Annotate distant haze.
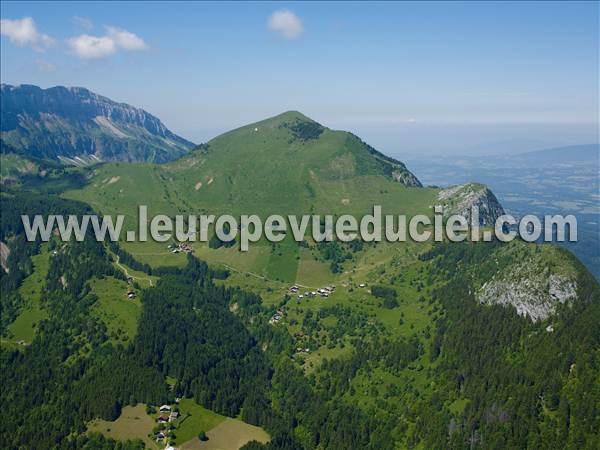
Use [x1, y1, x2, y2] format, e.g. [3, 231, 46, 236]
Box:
[181, 120, 598, 159]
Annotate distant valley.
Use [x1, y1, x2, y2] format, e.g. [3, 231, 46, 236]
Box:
[405, 144, 600, 279]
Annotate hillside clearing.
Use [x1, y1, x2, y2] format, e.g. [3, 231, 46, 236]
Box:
[89, 276, 141, 343]
[8, 250, 50, 344]
[180, 417, 270, 450]
[87, 404, 156, 449]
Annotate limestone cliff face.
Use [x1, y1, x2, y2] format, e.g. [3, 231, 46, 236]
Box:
[469, 242, 591, 322]
[477, 267, 578, 322]
[0, 84, 194, 163]
[391, 168, 422, 187]
[437, 183, 505, 226]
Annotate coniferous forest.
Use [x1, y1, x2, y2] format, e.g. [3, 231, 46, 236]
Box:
[1, 184, 598, 450]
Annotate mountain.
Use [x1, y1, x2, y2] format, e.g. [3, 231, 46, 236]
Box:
[171, 111, 422, 212]
[2, 111, 599, 450]
[68, 111, 504, 220]
[437, 183, 504, 226]
[66, 111, 507, 286]
[515, 143, 599, 164]
[0, 84, 194, 163]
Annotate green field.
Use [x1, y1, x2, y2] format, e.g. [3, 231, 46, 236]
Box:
[8, 250, 50, 344]
[89, 276, 141, 343]
[175, 398, 227, 445]
[180, 418, 270, 450]
[87, 404, 156, 448]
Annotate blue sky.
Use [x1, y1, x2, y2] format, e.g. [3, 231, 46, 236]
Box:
[1, 1, 598, 154]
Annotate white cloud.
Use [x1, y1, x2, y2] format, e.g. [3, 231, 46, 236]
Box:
[0, 17, 55, 51]
[67, 26, 148, 59]
[267, 10, 303, 39]
[105, 26, 147, 50]
[67, 34, 116, 59]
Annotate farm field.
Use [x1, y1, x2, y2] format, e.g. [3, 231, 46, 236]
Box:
[87, 404, 156, 449]
[175, 398, 227, 445]
[88, 399, 268, 450]
[180, 418, 270, 450]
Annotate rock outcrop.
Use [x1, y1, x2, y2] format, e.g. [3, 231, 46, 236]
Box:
[437, 183, 504, 225]
[0, 84, 194, 163]
[477, 266, 578, 322]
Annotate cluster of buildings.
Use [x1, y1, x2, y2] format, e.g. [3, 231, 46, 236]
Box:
[156, 404, 180, 424]
[167, 242, 193, 254]
[293, 331, 310, 355]
[269, 308, 285, 325]
[290, 284, 336, 299]
[155, 405, 180, 444]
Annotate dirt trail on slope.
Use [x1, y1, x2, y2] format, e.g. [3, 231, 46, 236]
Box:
[115, 255, 154, 287]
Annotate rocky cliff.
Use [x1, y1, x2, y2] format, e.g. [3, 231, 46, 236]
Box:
[472, 243, 592, 322]
[0, 84, 194, 163]
[477, 264, 578, 322]
[437, 183, 505, 225]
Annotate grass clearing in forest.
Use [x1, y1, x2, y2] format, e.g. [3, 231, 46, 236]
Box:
[173, 399, 226, 445]
[8, 250, 50, 343]
[180, 417, 270, 450]
[87, 404, 156, 449]
[89, 276, 141, 343]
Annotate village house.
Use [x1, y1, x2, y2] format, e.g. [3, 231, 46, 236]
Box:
[169, 411, 179, 422]
[269, 313, 282, 324]
[159, 404, 171, 412]
[269, 309, 285, 324]
[167, 242, 193, 254]
[157, 414, 169, 424]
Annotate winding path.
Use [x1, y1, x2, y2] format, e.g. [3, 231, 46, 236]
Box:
[115, 255, 154, 287]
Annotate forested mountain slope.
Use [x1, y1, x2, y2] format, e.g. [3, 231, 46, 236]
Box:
[1, 110, 598, 450]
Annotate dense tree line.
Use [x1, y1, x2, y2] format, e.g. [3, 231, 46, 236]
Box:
[3, 188, 599, 449]
[1, 233, 170, 449]
[286, 120, 324, 141]
[133, 255, 272, 417]
[108, 242, 153, 275]
[371, 285, 398, 308]
[413, 241, 600, 449]
[316, 239, 363, 273]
